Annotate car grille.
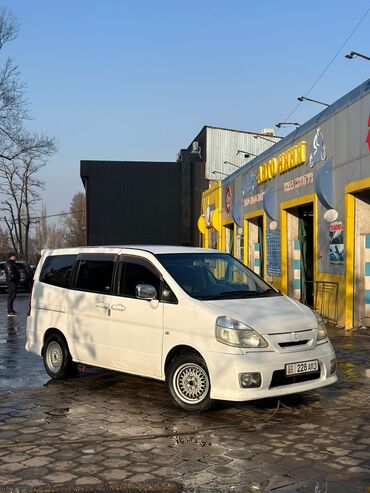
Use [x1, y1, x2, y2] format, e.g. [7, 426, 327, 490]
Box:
[269, 369, 321, 388]
[279, 340, 309, 348]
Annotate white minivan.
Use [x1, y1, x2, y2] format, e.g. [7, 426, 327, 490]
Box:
[26, 246, 337, 411]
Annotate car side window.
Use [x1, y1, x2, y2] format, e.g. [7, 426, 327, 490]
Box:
[40, 255, 77, 288]
[119, 261, 161, 299]
[74, 259, 114, 294]
[161, 280, 178, 304]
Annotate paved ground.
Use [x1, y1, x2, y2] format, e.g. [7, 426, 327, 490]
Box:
[0, 294, 370, 493]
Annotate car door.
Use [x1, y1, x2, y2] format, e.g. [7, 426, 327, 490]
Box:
[109, 255, 164, 377]
[68, 253, 115, 366]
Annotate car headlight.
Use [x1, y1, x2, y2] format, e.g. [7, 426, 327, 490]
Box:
[313, 311, 327, 341]
[215, 316, 268, 348]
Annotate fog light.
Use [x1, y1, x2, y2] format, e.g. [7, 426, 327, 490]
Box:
[330, 358, 337, 374]
[239, 372, 261, 388]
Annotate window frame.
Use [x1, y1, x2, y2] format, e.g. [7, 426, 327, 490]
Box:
[39, 254, 78, 289]
[114, 255, 178, 304]
[70, 253, 118, 295]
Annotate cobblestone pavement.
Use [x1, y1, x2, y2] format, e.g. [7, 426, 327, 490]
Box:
[0, 294, 370, 492]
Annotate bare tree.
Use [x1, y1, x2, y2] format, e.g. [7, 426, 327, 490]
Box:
[34, 204, 47, 252]
[46, 223, 66, 250]
[0, 224, 10, 257]
[0, 9, 28, 161]
[62, 192, 86, 247]
[0, 137, 56, 258]
[0, 9, 56, 259]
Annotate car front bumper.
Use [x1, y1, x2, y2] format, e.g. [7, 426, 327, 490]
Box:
[205, 341, 337, 401]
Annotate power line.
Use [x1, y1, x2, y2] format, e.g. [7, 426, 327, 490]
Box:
[0, 210, 86, 223]
[32, 210, 85, 221]
[282, 6, 370, 124]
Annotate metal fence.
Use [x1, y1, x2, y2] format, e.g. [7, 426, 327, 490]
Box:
[304, 281, 339, 324]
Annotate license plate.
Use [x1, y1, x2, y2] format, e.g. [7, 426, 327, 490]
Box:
[285, 359, 319, 376]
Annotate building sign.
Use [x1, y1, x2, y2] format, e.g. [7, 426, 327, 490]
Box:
[366, 115, 370, 151]
[283, 172, 314, 192]
[329, 221, 344, 265]
[205, 204, 215, 227]
[266, 229, 281, 277]
[257, 141, 307, 184]
[225, 185, 232, 214]
[242, 171, 257, 195]
[243, 192, 264, 207]
[309, 128, 327, 167]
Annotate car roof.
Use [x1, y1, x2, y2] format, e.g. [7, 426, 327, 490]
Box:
[41, 245, 220, 256]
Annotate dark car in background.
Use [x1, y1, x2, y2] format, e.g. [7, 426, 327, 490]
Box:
[0, 261, 33, 292]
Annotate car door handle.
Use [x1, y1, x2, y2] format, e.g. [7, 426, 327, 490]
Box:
[96, 302, 109, 309]
[111, 304, 126, 311]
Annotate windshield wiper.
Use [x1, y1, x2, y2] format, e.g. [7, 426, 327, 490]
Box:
[210, 290, 260, 299]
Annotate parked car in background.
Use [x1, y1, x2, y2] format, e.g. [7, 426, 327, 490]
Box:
[0, 260, 33, 292]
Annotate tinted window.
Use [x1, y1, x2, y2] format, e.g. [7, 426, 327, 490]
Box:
[74, 259, 114, 293]
[120, 261, 161, 298]
[162, 280, 177, 304]
[40, 255, 77, 288]
[157, 253, 280, 300]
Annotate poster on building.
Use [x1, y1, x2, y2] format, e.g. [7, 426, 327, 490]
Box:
[329, 221, 344, 264]
[266, 230, 281, 277]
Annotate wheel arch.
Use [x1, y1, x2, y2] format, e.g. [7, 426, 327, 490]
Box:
[164, 345, 207, 377]
[42, 328, 69, 356]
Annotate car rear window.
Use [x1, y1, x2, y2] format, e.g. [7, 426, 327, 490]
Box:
[40, 255, 77, 288]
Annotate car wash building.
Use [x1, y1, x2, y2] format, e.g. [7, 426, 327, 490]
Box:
[198, 78, 370, 329]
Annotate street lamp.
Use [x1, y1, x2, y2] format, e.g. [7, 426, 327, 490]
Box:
[276, 122, 301, 128]
[254, 134, 283, 143]
[224, 160, 240, 168]
[345, 51, 370, 61]
[297, 96, 330, 107]
[212, 170, 229, 177]
[236, 150, 257, 158]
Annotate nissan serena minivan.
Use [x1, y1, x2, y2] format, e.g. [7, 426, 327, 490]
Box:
[26, 246, 337, 411]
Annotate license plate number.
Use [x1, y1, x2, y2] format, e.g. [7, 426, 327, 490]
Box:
[285, 359, 319, 376]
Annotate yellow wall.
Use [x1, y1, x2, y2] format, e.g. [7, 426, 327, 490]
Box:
[200, 182, 222, 248]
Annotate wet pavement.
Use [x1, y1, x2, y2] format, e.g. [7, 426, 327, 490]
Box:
[0, 294, 370, 492]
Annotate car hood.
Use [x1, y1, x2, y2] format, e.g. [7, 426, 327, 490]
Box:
[201, 294, 316, 335]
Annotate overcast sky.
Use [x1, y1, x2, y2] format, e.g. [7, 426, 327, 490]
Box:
[6, 0, 370, 219]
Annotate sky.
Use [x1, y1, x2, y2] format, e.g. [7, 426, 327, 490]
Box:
[4, 0, 370, 221]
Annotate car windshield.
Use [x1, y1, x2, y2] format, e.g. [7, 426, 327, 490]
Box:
[156, 252, 280, 300]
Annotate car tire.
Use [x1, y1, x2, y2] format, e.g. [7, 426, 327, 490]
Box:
[167, 353, 213, 412]
[43, 333, 76, 379]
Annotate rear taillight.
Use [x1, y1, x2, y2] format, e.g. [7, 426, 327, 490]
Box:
[27, 281, 34, 316]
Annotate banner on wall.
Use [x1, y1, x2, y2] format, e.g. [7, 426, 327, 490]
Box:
[266, 229, 281, 277]
[329, 221, 344, 264]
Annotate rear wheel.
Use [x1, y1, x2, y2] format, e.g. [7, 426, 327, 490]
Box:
[167, 353, 213, 412]
[43, 333, 76, 379]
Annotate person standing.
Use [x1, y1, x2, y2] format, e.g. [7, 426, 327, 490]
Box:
[5, 252, 20, 316]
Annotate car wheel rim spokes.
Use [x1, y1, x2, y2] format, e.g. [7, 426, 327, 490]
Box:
[46, 342, 63, 372]
[174, 363, 209, 404]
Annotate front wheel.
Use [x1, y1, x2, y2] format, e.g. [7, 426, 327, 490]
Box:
[167, 353, 213, 412]
[43, 333, 76, 379]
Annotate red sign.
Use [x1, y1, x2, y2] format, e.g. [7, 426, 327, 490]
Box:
[225, 185, 232, 214]
[366, 115, 370, 151]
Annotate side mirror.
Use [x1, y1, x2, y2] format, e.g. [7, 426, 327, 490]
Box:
[136, 284, 157, 301]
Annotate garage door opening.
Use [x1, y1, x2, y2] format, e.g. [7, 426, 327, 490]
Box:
[353, 190, 370, 328]
[247, 216, 264, 278]
[286, 203, 314, 306]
